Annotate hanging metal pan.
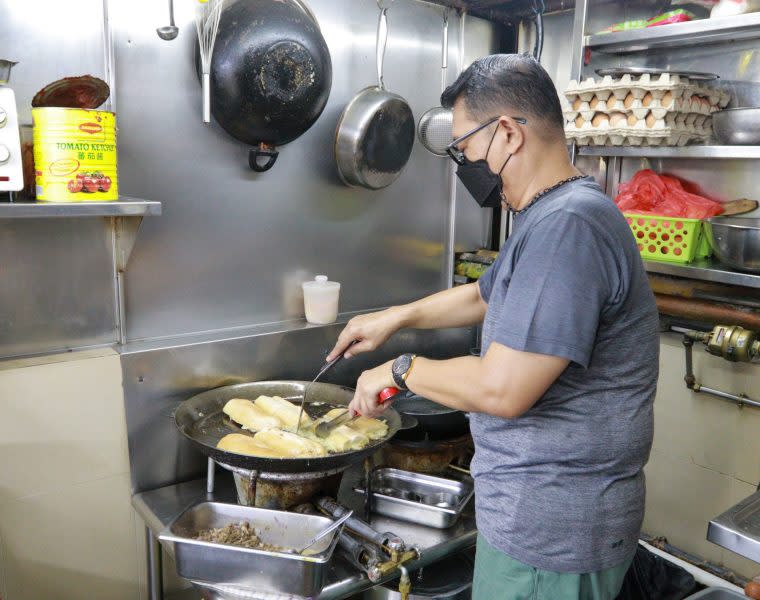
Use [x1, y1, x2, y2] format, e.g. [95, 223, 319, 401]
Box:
[174, 380, 403, 473]
[334, 1, 415, 189]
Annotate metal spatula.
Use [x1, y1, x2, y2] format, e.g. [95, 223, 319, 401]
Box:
[295, 340, 359, 432]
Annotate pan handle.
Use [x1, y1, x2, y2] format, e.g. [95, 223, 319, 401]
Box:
[248, 145, 279, 172]
[376, 6, 388, 89]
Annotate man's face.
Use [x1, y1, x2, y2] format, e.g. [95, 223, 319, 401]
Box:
[451, 98, 500, 169]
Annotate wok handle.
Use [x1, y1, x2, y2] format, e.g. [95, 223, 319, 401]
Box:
[248, 146, 279, 172]
[376, 7, 388, 89]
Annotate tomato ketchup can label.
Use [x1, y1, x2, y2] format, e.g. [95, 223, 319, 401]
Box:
[32, 108, 118, 202]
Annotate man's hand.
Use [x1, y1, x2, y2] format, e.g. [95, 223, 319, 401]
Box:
[326, 309, 404, 362]
[348, 359, 395, 417]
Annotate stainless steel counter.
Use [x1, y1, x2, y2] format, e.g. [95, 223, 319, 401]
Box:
[132, 467, 477, 600]
[707, 489, 760, 564]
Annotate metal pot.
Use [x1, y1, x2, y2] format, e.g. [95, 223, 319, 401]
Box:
[705, 217, 760, 273]
[363, 550, 474, 599]
[713, 108, 760, 145]
[206, 0, 332, 171]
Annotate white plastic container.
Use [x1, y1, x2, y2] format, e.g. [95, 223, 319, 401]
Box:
[302, 275, 340, 325]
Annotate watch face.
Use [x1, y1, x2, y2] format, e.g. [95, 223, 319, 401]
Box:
[393, 354, 412, 377]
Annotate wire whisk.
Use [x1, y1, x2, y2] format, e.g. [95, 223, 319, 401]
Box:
[195, 0, 224, 123]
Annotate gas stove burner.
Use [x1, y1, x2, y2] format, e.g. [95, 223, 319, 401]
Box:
[383, 432, 473, 475]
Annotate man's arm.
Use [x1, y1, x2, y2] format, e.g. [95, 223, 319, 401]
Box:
[327, 283, 487, 361]
[350, 342, 569, 418]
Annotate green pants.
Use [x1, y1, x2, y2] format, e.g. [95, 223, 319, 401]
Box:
[472, 535, 633, 600]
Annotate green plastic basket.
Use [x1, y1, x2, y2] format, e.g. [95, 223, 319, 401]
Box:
[624, 213, 712, 264]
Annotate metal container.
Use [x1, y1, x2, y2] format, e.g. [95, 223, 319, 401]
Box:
[363, 550, 474, 599]
[705, 217, 760, 273]
[713, 108, 760, 145]
[159, 501, 340, 596]
[357, 468, 474, 529]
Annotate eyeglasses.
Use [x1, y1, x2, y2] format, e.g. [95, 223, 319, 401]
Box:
[445, 116, 528, 166]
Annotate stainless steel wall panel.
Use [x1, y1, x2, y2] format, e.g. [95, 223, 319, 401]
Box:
[0, 0, 108, 123]
[0, 0, 116, 358]
[113, 0, 497, 342]
[0, 219, 117, 358]
[120, 323, 475, 493]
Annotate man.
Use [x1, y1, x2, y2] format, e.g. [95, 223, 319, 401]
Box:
[327, 54, 659, 600]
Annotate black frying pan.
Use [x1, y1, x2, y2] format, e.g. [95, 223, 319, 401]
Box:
[174, 380, 403, 473]
[392, 392, 469, 439]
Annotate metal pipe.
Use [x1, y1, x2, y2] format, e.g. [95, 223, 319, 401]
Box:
[206, 457, 215, 495]
[145, 527, 164, 600]
[682, 334, 760, 410]
[656, 294, 760, 330]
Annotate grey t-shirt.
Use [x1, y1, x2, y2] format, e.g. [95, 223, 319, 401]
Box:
[473, 176, 659, 573]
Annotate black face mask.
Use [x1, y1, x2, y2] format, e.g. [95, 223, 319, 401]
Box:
[455, 131, 513, 208]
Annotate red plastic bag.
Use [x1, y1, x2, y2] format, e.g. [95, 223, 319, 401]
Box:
[615, 170, 724, 219]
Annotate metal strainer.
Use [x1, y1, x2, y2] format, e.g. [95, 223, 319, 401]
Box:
[417, 11, 452, 157]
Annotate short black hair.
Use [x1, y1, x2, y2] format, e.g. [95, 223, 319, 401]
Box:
[441, 53, 564, 138]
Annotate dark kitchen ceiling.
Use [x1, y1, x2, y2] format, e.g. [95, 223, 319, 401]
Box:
[422, 0, 575, 22]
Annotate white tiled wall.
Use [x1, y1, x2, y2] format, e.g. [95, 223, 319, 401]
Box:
[644, 334, 760, 580]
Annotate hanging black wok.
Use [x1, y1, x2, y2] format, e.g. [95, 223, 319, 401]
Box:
[205, 0, 332, 172]
[174, 380, 404, 473]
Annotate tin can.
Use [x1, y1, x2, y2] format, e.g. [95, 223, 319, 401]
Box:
[32, 107, 117, 201]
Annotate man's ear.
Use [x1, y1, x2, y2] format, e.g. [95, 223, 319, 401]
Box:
[498, 116, 525, 154]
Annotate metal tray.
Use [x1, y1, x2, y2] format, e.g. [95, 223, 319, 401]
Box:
[159, 501, 340, 597]
[355, 468, 474, 529]
[594, 67, 719, 81]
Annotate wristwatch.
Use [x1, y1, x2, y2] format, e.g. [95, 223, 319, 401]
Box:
[392, 353, 417, 390]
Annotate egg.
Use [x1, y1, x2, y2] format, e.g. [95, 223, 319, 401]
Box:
[744, 577, 760, 600]
[574, 115, 585, 128]
[642, 92, 654, 107]
[572, 97, 582, 110]
[645, 113, 657, 128]
[591, 113, 609, 127]
[662, 91, 673, 107]
[627, 114, 638, 126]
[624, 92, 635, 108]
[609, 112, 627, 127]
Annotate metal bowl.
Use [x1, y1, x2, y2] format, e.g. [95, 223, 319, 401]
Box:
[705, 217, 760, 273]
[713, 108, 760, 145]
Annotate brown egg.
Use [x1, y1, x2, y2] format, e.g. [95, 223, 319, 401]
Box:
[624, 92, 635, 108]
[574, 115, 585, 128]
[627, 114, 638, 126]
[609, 112, 627, 127]
[572, 98, 582, 110]
[591, 113, 609, 127]
[589, 96, 601, 109]
[645, 113, 657, 128]
[662, 91, 673, 107]
[745, 578, 760, 600]
[642, 92, 654, 107]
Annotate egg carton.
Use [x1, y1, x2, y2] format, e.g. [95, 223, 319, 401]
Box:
[567, 128, 709, 147]
[565, 111, 711, 147]
[567, 111, 712, 135]
[563, 74, 729, 120]
[564, 92, 721, 121]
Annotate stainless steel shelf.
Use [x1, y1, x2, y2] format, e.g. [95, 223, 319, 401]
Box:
[0, 196, 162, 218]
[577, 146, 760, 159]
[644, 258, 760, 289]
[585, 13, 760, 53]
